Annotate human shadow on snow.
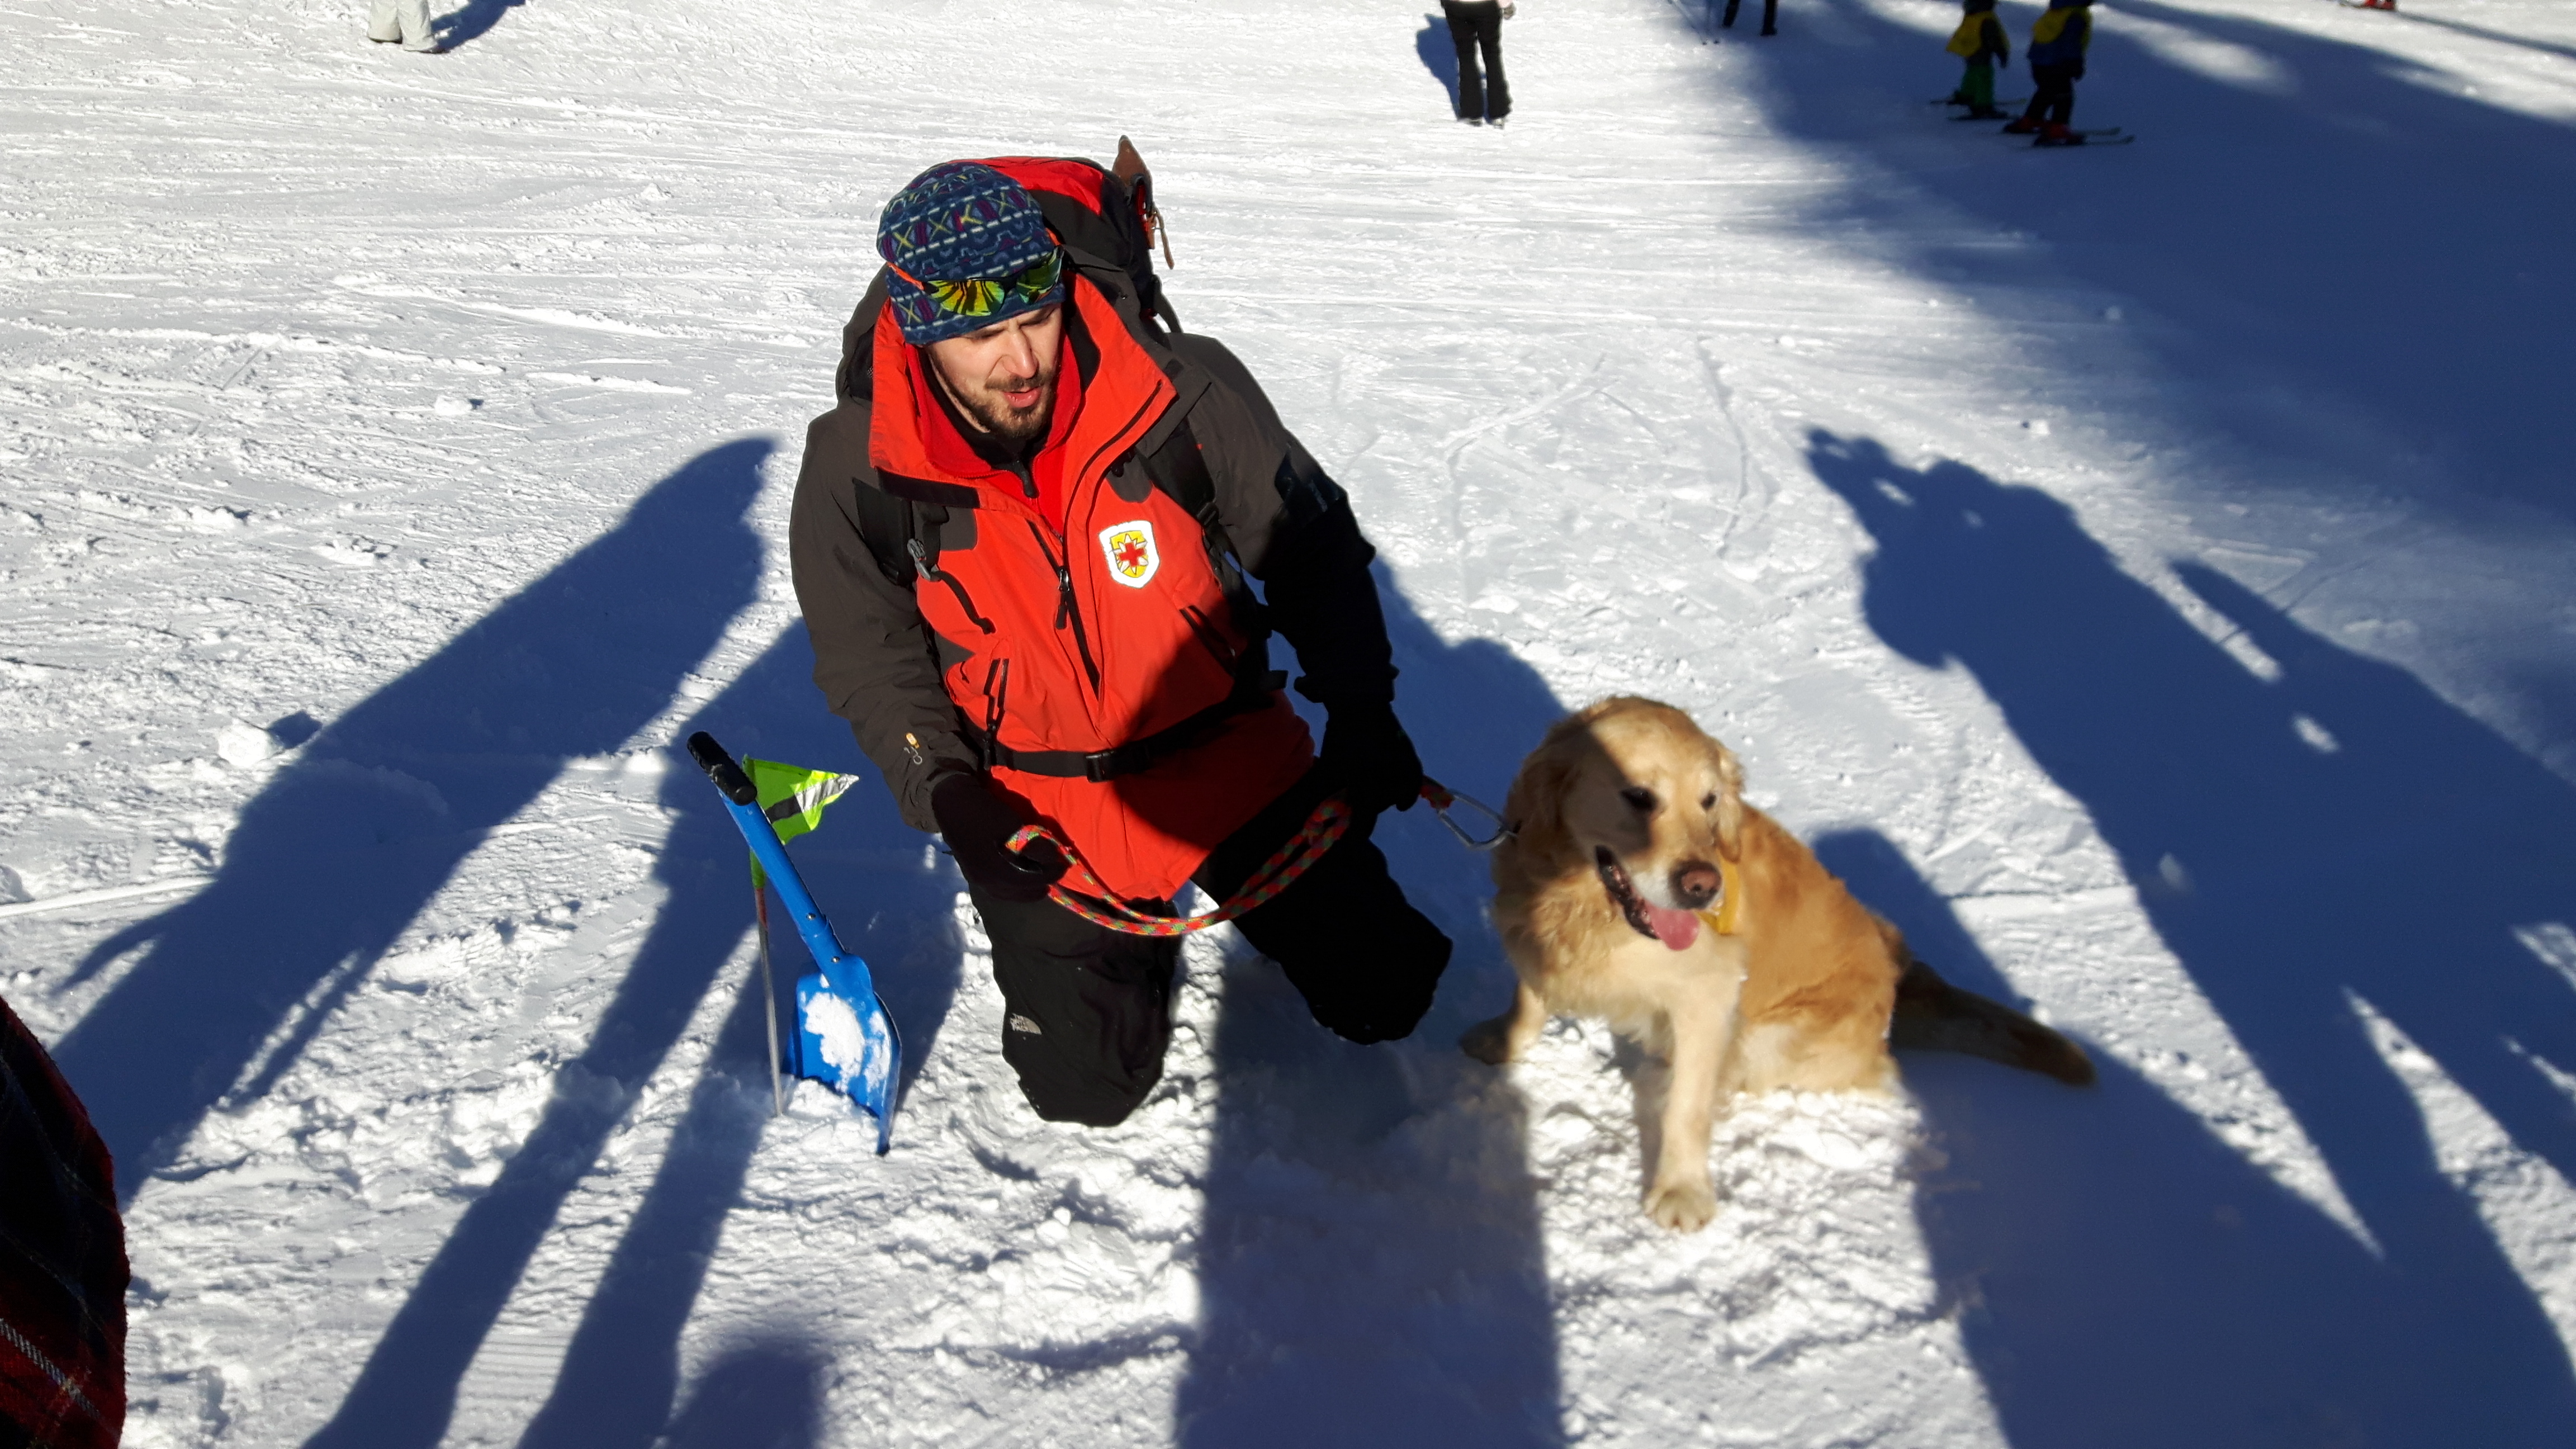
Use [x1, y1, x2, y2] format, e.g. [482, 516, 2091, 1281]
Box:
[1714, 0, 2576, 541]
[512, 625, 956, 1449]
[1417, 13, 1462, 112]
[659, 1336, 831, 1449]
[1172, 566, 1568, 1448]
[302, 621, 959, 1449]
[433, 0, 529, 51]
[53, 439, 771, 1199]
[1810, 433, 2576, 1445]
[1826, 827, 2544, 1448]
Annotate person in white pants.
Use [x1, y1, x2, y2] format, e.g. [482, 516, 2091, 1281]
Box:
[367, 0, 443, 53]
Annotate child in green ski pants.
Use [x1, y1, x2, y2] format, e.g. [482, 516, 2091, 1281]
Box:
[1945, 0, 2011, 120]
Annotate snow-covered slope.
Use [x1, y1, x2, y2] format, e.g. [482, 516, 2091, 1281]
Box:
[6, 0, 2575, 1443]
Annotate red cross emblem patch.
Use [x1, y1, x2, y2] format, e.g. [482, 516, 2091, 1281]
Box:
[1098, 520, 1159, 588]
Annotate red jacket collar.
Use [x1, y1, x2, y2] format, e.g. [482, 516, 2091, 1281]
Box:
[868, 274, 1174, 512]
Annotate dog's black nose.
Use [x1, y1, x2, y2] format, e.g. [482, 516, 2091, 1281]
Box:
[1672, 861, 1721, 910]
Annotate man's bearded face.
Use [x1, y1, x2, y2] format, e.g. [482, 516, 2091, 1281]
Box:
[926, 303, 1063, 448]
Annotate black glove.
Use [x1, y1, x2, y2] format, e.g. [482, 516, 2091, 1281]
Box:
[931, 772, 1067, 903]
[1320, 702, 1424, 816]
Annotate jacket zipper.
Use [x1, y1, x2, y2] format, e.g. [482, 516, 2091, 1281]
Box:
[1025, 520, 1102, 691]
[908, 538, 995, 633]
[979, 657, 1010, 761]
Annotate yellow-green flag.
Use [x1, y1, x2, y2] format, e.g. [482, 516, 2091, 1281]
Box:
[744, 757, 862, 887]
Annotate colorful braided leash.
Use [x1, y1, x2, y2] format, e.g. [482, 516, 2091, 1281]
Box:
[1006, 795, 1353, 937]
[998, 775, 1512, 938]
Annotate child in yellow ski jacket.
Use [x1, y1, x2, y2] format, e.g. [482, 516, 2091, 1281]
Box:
[1945, 0, 2011, 120]
[2006, 0, 2094, 143]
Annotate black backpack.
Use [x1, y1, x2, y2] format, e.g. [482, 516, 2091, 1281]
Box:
[983, 141, 1183, 336]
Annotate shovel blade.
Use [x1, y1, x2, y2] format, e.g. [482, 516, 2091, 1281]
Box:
[792, 960, 902, 1153]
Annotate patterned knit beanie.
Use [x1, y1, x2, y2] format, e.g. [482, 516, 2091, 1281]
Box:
[876, 162, 1066, 345]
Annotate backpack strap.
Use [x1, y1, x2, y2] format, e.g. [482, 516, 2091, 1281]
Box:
[849, 479, 919, 585]
[982, 154, 1183, 337]
[850, 474, 972, 585]
[1139, 418, 1216, 526]
[1138, 420, 1277, 695]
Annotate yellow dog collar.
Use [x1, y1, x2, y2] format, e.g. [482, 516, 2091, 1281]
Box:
[1698, 855, 1743, 936]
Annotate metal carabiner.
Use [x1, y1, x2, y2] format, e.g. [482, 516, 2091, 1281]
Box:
[1420, 776, 1514, 851]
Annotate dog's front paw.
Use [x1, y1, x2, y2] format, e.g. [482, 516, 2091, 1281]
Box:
[1460, 1014, 1519, 1066]
[1645, 1178, 1720, 1233]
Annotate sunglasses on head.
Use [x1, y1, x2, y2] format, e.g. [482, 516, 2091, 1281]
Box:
[920, 250, 1063, 321]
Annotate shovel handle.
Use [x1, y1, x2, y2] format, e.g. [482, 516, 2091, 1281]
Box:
[687, 731, 759, 806]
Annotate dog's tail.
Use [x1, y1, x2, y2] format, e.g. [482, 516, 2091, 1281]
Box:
[1888, 956, 2096, 1086]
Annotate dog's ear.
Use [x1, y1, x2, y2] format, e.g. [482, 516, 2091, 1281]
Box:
[1712, 740, 1746, 861]
[1504, 735, 1580, 871]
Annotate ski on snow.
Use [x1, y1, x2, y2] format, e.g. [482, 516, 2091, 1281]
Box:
[1966, 121, 2138, 146]
[1930, 106, 2134, 143]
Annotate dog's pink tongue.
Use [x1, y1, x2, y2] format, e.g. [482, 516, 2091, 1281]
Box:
[1646, 904, 1701, 951]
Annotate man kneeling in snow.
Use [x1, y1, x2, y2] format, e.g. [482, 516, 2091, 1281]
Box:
[791, 161, 1450, 1126]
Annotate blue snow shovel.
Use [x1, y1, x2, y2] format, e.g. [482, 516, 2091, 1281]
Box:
[687, 731, 901, 1153]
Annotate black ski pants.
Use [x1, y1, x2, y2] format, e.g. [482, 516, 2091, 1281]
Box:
[2024, 62, 2079, 127]
[1441, 1, 1511, 122]
[969, 767, 1452, 1127]
[1721, 0, 1780, 34]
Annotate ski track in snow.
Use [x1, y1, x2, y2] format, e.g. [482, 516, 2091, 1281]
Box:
[6, 0, 2576, 1444]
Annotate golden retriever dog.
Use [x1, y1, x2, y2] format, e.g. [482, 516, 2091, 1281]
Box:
[1464, 696, 2090, 1232]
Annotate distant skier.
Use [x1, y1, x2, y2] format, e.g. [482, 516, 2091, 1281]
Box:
[1944, 0, 2011, 121]
[793, 162, 1452, 1128]
[1722, 0, 1780, 38]
[1441, 0, 1513, 126]
[365, 0, 443, 53]
[2005, 0, 2093, 145]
